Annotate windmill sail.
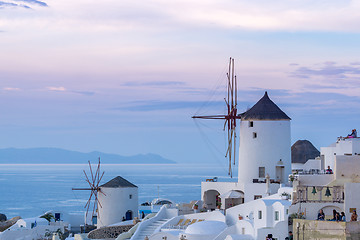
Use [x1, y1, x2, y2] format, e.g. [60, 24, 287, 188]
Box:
[72, 158, 105, 221]
[192, 57, 240, 177]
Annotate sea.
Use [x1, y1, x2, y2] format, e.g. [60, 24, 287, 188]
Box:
[0, 163, 237, 219]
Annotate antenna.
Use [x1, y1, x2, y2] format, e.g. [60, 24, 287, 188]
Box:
[192, 57, 240, 177]
[72, 158, 106, 222]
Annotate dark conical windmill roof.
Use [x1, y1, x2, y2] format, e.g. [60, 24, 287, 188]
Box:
[100, 176, 137, 188]
[291, 140, 320, 164]
[240, 92, 291, 120]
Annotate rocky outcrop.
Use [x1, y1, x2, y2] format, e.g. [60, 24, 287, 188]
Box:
[0, 214, 6, 222]
[0, 216, 21, 232]
[87, 224, 134, 239]
[292, 140, 320, 164]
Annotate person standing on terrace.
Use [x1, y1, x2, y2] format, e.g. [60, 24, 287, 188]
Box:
[326, 166, 333, 174]
[351, 210, 358, 221]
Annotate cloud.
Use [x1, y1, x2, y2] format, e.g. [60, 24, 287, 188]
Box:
[291, 62, 360, 80]
[123, 81, 186, 87]
[114, 100, 224, 112]
[3, 0, 360, 34]
[45, 87, 95, 96]
[0, 0, 48, 9]
[3, 87, 20, 91]
[0, 0, 47, 9]
[0, 1, 16, 7]
[46, 86, 66, 92]
[14, 0, 47, 7]
[287, 62, 360, 98]
[72, 90, 95, 96]
[0, 1, 28, 8]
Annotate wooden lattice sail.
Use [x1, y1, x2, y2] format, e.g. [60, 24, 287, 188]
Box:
[72, 158, 106, 221]
[192, 57, 241, 177]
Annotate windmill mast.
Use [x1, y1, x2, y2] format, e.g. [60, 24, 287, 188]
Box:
[192, 57, 240, 177]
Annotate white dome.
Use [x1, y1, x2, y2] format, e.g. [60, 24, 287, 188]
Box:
[185, 220, 227, 235]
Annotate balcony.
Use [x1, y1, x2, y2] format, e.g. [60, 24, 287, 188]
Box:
[292, 186, 344, 204]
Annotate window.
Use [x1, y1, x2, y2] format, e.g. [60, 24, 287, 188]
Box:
[254, 195, 262, 200]
[129, 194, 132, 199]
[259, 167, 265, 178]
[249, 121, 254, 127]
[258, 210, 262, 219]
[286, 209, 289, 215]
[275, 211, 279, 221]
[242, 228, 245, 234]
[253, 132, 257, 138]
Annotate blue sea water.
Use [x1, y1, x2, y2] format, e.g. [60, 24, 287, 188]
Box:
[0, 163, 237, 219]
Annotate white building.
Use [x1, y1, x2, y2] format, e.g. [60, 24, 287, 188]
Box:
[123, 188, 292, 240]
[0, 214, 69, 240]
[224, 187, 292, 240]
[291, 137, 360, 221]
[202, 92, 292, 208]
[321, 137, 360, 169]
[97, 176, 138, 228]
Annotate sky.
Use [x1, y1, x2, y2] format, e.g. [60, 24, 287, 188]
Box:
[1, 0, 360, 168]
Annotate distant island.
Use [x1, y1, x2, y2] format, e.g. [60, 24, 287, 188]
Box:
[0, 148, 176, 164]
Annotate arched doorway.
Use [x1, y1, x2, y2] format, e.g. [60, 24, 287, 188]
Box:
[220, 190, 244, 209]
[321, 205, 342, 219]
[203, 190, 220, 210]
[125, 210, 133, 220]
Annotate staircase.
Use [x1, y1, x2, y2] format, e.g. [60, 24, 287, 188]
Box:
[131, 218, 169, 240]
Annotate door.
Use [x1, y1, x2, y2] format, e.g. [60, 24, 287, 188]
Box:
[276, 166, 284, 183]
[125, 210, 132, 220]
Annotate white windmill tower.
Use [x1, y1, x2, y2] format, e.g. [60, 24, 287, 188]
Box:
[238, 92, 291, 202]
[97, 176, 138, 228]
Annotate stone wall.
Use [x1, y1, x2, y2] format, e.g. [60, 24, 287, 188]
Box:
[293, 219, 360, 240]
[87, 224, 134, 239]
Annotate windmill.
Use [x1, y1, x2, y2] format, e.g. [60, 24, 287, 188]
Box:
[192, 57, 241, 177]
[72, 158, 106, 223]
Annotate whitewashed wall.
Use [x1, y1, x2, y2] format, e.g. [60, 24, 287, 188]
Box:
[238, 120, 291, 185]
[344, 182, 360, 217]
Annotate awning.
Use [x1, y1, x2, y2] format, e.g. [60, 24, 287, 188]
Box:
[219, 190, 243, 199]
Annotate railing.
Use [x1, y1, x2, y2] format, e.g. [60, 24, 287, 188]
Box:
[292, 186, 344, 204]
[297, 169, 327, 175]
[252, 179, 281, 184]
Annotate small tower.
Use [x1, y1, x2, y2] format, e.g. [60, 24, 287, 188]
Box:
[97, 176, 138, 228]
[238, 92, 291, 201]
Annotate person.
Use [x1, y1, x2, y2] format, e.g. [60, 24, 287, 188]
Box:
[335, 212, 341, 222]
[122, 216, 126, 221]
[265, 234, 273, 240]
[351, 210, 358, 221]
[331, 209, 339, 221]
[288, 231, 293, 240]
[341, 212, 346, 222]
[141, 211, 145, 219]
[326, 166, 333, 174]
[317, 209, 325, 220]
[347, 129, 357, 138]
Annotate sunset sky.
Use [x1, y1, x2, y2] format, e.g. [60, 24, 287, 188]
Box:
[1, 0, 360, 167]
